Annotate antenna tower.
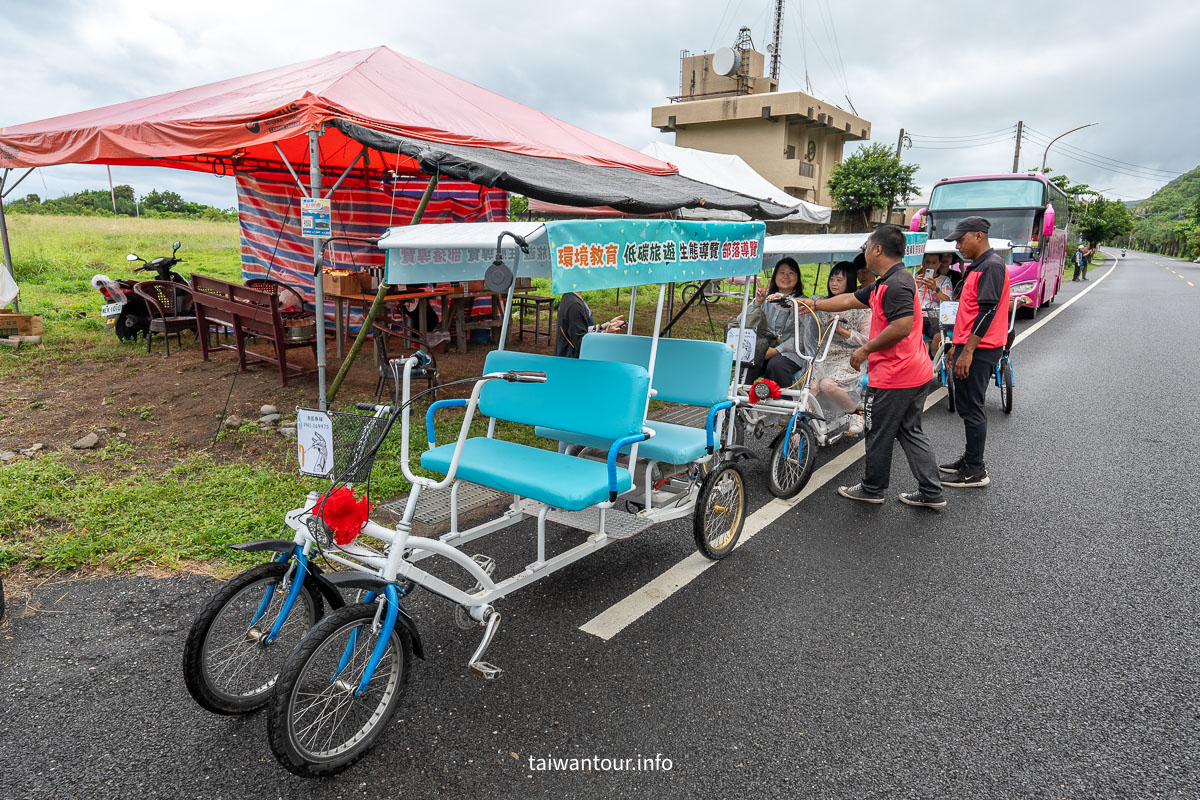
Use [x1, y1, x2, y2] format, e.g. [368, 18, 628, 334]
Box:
[769, 0, 785, 80]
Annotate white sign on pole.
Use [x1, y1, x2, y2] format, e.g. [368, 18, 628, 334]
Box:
[296, 408, 334, 477]
[301, 197, 332, 239]
[725, 328, 758, 363]
[938, 301, 960, 326]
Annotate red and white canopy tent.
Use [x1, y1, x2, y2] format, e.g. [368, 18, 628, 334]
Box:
[0, 46, 791, 406]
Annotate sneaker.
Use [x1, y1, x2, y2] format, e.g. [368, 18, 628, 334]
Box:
[938, 456, 966, 475]
[898, 491, 947, 508]
[837, 483, 885, 504]
[942, 466, 991, 488]
[846, 413, 864, 436]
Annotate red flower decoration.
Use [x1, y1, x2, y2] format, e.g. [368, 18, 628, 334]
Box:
[749, 378, 782, 404]
[315, 487, 373, 546]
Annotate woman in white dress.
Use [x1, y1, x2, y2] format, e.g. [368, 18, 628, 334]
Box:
[811, 261, 870, 435]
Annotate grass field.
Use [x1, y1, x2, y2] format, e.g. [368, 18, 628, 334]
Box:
[0, 214, 824, 576]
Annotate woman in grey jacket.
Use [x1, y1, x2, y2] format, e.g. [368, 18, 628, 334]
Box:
[750, 258, 817, 386]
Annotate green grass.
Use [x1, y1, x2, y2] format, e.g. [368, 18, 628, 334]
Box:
[0, 213, 801, 574]
[0, 214, 242, 375]
[0, 401, 549, 573]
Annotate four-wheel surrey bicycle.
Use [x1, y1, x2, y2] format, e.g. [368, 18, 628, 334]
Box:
[184, 219, 765, 777]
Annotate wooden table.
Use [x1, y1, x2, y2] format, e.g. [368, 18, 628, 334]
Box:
[328, 288, 453, 358]
[327, 287, 512, 357]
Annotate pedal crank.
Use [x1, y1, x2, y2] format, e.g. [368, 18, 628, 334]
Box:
[467, 608, 503, 680]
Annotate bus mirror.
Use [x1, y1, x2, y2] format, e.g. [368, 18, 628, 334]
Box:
[1042, 205, 1055, 238]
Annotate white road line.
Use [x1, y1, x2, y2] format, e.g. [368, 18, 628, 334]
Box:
[580, 259, 1117, 641]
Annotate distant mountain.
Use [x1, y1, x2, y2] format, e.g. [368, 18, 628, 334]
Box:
[1130, 163, 1200, 258]
[1134, 164, 1200, 217]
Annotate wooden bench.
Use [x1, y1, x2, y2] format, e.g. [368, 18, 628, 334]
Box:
[190, 274, 317, 386]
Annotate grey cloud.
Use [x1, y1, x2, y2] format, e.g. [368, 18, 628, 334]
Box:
[3, 0, 1196, 208]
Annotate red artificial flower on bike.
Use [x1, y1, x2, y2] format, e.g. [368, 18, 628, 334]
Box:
[749, 378, 781, 404]
[316, 487, 373, 546]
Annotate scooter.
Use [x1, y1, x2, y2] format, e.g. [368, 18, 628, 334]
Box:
[1121, 249, 1126, 258]
[91, 241, 189, 341]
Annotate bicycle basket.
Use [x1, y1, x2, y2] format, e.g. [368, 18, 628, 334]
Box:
[326, 409, 392, 484]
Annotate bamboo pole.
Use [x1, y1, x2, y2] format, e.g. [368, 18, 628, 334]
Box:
[327, 173, 438, 403]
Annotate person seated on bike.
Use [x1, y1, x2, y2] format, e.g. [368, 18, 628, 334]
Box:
[749, 257, 816, 386]
[917, 252, 955, 358]
[810, 261, 870, 435]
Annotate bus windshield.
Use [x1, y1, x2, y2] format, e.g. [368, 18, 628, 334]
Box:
[930, 209, 1039, 246]
[929, 178, 1045, 211]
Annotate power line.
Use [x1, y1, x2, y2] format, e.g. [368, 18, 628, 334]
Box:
[909, 126, 1016, 141]
[707, 0, 744, 52]
[1024, 127, 1183, 177]
[1022, 130, 1183, 181]
[815, 0, 851, 102]
[909, 138, 1016, 151]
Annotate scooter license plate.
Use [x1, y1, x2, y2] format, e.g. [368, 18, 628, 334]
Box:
[101, 303, 123, 318]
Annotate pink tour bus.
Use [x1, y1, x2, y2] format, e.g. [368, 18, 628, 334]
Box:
[912, 173, 1070, 314]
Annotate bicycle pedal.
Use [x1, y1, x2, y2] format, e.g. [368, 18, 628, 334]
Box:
[469, 661, 503, 680]
[471, 554, 496, 577]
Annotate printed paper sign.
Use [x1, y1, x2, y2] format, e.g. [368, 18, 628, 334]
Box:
[296, 408, 334, 477]
[301, 197, 332, 239]
[938, 301, 960, 326]
[725, 328, 758, 363]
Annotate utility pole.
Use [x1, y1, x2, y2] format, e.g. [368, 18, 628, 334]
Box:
[896, 128, 906, 159]
[768, 0, 785, 81]
[1012, 120, 1023, 173]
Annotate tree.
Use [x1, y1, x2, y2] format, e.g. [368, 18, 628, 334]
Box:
[826, 143, 919, 230]
[142, 189, 188, 213]
[1076, 197, 1134, 245]
[1041, 170, 1092, 220]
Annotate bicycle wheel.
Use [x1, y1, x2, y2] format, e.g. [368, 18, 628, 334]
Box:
[946, 369, 956, 414]
[1000, 358, 1014, 414]
[693, 462, 746, 560]
[183, 561, 323, 715]
[767, 421, 816, 499]
[268, 602, 413, 777]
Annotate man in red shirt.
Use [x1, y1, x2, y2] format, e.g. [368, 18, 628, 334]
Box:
[807, 225, 945, 508]
[940, 216, 1010, 488]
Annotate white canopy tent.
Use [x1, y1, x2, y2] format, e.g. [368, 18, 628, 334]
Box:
[640, 142, 832, 225]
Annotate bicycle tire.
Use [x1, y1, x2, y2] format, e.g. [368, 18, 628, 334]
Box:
[183, 561, 323, 715]
[1000, 359, 1013, 414]
[767, 421, 817, 499]
[693, 462, 746, 560]
[267, 602, 413, 777]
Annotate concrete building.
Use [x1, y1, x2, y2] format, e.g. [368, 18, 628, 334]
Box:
[651, 46, 870, 208]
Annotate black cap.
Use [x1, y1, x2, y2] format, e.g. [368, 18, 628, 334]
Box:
[943, 216, 991, 241]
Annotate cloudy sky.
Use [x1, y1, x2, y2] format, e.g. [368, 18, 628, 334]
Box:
[2, 0, 1197, 209]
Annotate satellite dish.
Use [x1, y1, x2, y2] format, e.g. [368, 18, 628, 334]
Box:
[713, 47, 741, 77]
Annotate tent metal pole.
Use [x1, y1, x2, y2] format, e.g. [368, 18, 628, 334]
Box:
[322, 147, 367, 199]
[310, 130, 328, 410]
[275, 143, 311, 198]
[327, 172, 438, 404]
[1, 168, 35, 200]
[0, 171, 17, 312]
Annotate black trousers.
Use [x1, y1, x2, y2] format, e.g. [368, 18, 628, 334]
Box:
[862, 383, 943, 497]
[952, 345, 1002, 469]
[746, 353, 805, 386]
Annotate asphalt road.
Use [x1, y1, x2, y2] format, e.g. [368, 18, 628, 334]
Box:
[3, 249, 1199, 799]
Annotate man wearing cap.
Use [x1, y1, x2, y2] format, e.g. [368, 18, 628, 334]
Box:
[804, 224, 945, 508]
[940, 216, 1010, 488]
